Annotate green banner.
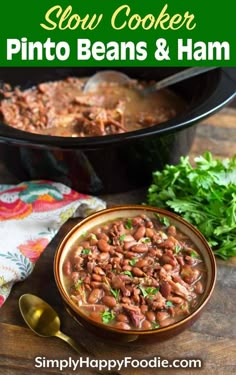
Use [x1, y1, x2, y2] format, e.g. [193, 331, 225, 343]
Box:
[0, 0, 235, 66]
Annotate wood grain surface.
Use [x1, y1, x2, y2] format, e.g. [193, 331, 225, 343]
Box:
[0, 106, 236, 375]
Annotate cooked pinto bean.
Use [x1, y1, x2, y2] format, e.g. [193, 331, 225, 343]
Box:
[132, 217, 143, 226]
[122, 265, 133, 272]
[114, 322, 131, 330]
[124, 241, 137, 250]
[92, 274, 102, 282]
[122, 297, 131, 304]
[146, 311, 156, 322]
[63, 260, 72, 276]
[140, 305, 148, 314]
[97, 233, 110, 241]
[97, 239, 110, 252]
[135, 259, 149, 268]
[117, 314, 129, 323]
[89, 311, 103, 323]
[132, 294, 140, 304]
[97, 252, 110, 262]
[145, 228, 154, 238]
[156, 311, 170, 322]
[132, 267, 144, 277]
[195, 281, 204, 294]
[168, 296, 184, 305]
[88, 288, 103, 304]
[123, 235, 135, 242]
[133, 226, 146, 240]
[63, 214, 206, 331]
[102, 295, 117, 308]
[182, 267, 201, 284]
[159, 318, 175, 327]
[142, 319, 152, 329]
[159, 239, 175, 249]
[131, 244, 149, 253]
[163, 264, 173, 272]
[160, 281, 172, 298]
[167, 225, 177, 236]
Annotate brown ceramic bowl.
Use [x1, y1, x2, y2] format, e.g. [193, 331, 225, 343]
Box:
[54, 205, 216, 343]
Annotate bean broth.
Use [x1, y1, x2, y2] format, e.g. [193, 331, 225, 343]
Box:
[0, 77, 185, 137]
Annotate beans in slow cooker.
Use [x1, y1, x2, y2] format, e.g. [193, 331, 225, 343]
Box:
[62, 214, 206, 330]
[0, 77, 185, 137]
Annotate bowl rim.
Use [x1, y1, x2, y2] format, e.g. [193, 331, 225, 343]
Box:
[54, 205, 217, 336]
[0, 68, 235, 150]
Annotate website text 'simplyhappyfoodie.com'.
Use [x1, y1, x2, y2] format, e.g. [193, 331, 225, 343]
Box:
[34, 356, 202, 371]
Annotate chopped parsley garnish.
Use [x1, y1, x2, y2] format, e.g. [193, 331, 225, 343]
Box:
[110, 289, 120, 300]
[152, 322, 160, 329]
[146, 287, 159, 296]
[166, 301, 173, 307]
[74, 279, 83, 290]
[90, 233, 97, 240]
[121, 271, 133, 278]
[141, 237, 151, 243]
[101, 310, 115, 324]
[119, 234, 126, 243]
[154, 213, 170, 227]
[190, 251, 200, 258]
[125, 218, 133, 230]
[81, 248, 90, 255]
[138, 285, 148, 297]
[174, 244, 181, 254]
[139, 286, 159, 298]
[130, 258, 137, 266]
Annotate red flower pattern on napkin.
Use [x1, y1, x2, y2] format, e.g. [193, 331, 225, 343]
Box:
[18, 238, 50, 263]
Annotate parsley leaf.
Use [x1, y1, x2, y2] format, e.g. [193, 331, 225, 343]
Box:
[74, 279, 83, 290]
[147, 152, 236, 260]
[154, 213, 170, 227]
[139, 286, 159, 298]
[140, 237, 151, 243]
[119, 234, 126, 243]
[125, 218, 133, 230]
[110, 289, 120, 300]
[130, 258, 137, 266]
[190, 250, 200, 258]
[166, 301, 173, 307]
[101, 310, 115, 324]
[152, 322, 160, 329]
[139, 285, 148, 298]
[121, 271, 133, 277]
[174, 244, 181, 254]
[81, 248, 90, 255]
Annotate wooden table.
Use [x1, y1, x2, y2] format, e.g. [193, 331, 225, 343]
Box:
[0, 106, 236, 375]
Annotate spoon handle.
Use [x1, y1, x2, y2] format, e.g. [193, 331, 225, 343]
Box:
[144, 67, 217, 94]
[56, 330, 92, 356]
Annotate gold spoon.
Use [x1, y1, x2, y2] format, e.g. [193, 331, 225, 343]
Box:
[19, 293, 91, 356]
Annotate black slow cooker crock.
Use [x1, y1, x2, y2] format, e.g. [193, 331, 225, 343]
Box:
[0, 67, 235, 193]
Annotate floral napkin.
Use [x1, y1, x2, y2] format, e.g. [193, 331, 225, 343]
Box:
[0, 181, 106, 307]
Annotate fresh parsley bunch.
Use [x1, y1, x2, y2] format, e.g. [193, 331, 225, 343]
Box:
[146, 152, 236, 260]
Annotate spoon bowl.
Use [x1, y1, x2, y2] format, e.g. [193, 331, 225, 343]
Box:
[83, 70, 130, 93]
[84, 67, 217, 95]
[19, 293, 91, 355]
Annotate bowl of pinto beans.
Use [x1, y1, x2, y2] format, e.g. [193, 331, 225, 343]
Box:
[54, 205, 216, 343]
